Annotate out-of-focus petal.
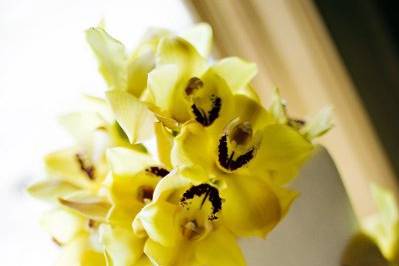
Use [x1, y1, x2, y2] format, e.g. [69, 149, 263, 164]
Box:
[27, 179, 82, 202]
[100, 224, 146, 266]
[147, 64, 179, 112]
[40, 208, 86, 244]
[59, 192, 111, 221]
[86, 27, 127, 90]
[300, 106, 333, 140]
[179, 23, 213, 57]
[106, 147, 154, 176]
[56, 233, 106, 266]
[106, 90, 155, 143]
[154, 122, 173, 169]
[127, 49, 155, 97]
[212, 57, 257, 92]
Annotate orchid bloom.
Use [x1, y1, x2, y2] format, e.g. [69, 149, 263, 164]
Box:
[99, 147, 170, 266]
[172, 89, 333, 237]
[133, 172, 246, 266]
[363, 185, 399, 263]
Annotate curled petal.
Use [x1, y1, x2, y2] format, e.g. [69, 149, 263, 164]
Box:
[100, 224, 146, 266]
[172, 122, 215, 183]
[56, 233, 106, 266]
[300, 106, 333, 140]
[59, 193, 111, 221]
[106, 90, 155, 143]
[134, 201, 181, 247]
[86, 27, 127, 90]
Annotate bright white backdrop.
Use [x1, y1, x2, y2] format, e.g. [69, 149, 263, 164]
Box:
[0, 0, 193, 264]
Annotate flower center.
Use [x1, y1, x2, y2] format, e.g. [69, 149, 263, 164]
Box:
[185, 77, 222, 127]
[181, 220, 205, 240]
[180, 183, 222, 221]
[137, 186, 154, 204]
[218, 121, 256, 171]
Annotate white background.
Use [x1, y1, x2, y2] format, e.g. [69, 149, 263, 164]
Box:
[0, 0, 193, 264]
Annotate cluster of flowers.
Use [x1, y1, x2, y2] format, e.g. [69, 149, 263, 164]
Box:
[29, 23, 332, 266]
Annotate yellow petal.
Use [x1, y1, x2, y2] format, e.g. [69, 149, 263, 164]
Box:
[127, 49, 155, 97]
[27, 179, 82, 202]
[86, 27, 127, 90]
[179, 23, 213, 57]
[253, 124, 313, 171]
[59, 112, 105, 143]
[40, 208, 86, 244]
[59, 192, 111, 221]
[144, 238, 186, 266]
[147, 64, 179, 112]
[106, 90, 155, 143]
[172, 122, 215, 183]
[156, 36, 208, 78]
[222, 175, 284, 237]
[106, 147, 154, 176]
[134, 200, 181, 247]
[300, 106, 333, 140]
[154, 122, 173, 169]
[363, 184, 399, 261]
[212, 57, 257, 92]
[44, 148, 93, 187]
[269, 88, 288, 124]
[56, 233, 106, 266]
[100, 224, 146, 266]
[195, 226, 246, 266]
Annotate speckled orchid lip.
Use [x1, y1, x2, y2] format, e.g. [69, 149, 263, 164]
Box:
[185, 76, 222, 127]
[180, 183, 222, 221]
[217, 121, 256, 171]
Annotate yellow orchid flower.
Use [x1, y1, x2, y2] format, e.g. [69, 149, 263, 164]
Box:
[363, 185, 399, 263]
[147, 35, 258, 128]
[172, 93, 316, 237]
[99, 147, 170, 266]
[133, 172, 246, 266]
[86, 23, 213, 97]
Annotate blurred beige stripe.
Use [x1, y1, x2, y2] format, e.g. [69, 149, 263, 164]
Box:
[186, 0, 398, 219]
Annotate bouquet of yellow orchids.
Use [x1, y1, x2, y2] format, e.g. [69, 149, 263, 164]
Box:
[28, 23, 332, 266]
